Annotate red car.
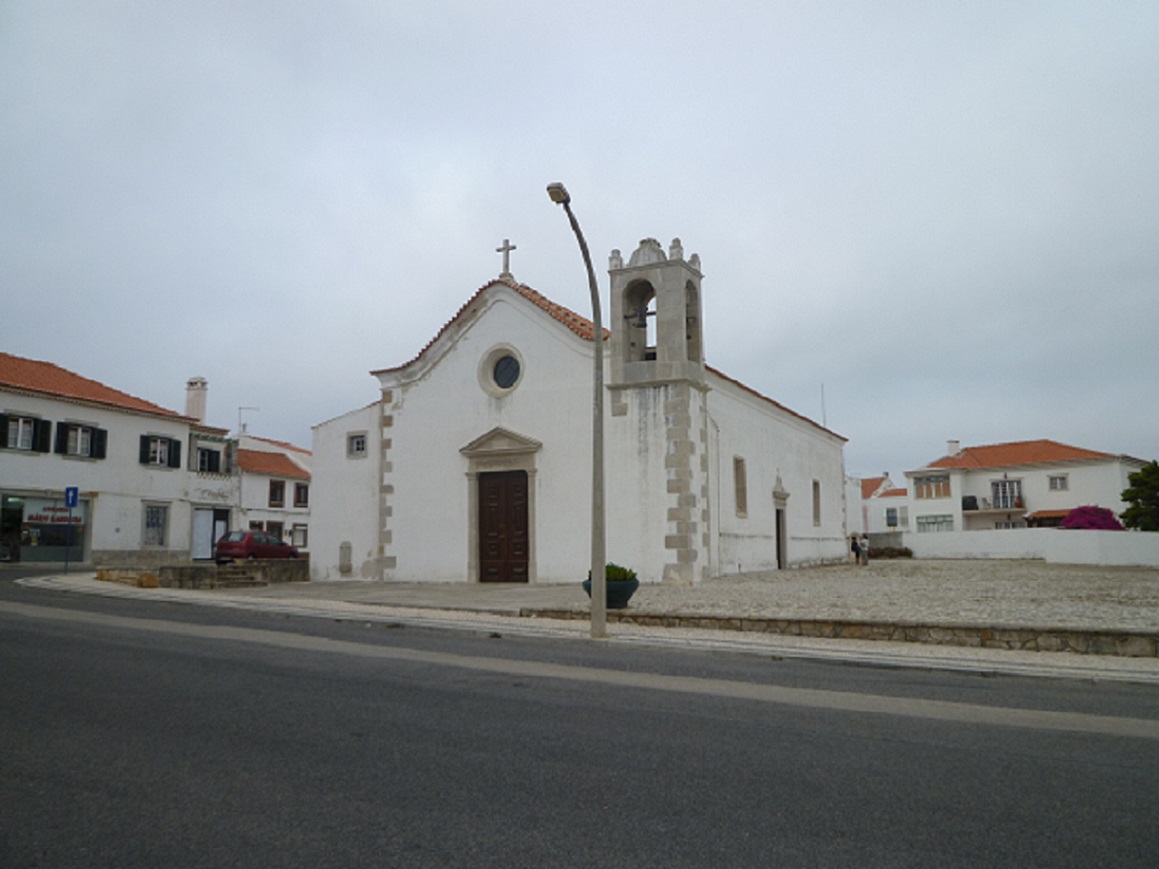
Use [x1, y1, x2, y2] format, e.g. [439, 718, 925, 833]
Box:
[214, 530, 299, 563]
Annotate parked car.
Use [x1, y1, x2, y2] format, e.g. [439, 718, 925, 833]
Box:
[214, 530, 299, 563]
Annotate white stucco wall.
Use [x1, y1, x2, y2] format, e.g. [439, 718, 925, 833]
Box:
[604, 383, 697, 581]
[379, 291, 594, 583]
[902, 527, 1159, 566]
[310, 403, 382, 580]
[705, 374, 847, 572]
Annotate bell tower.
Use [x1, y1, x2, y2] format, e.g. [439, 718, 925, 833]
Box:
[608, 238, 705, 388]
[607, 237, 710, 585]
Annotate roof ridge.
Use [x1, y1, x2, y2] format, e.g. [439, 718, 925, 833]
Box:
[372, 278, 606, 377]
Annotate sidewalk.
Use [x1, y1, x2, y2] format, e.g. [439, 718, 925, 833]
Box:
[16, 559, 1159, 685]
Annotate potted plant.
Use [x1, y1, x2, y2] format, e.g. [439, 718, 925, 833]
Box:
[582, 563, 640, 609]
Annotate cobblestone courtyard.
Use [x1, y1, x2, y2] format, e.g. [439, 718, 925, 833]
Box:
[628, 559, 1159, 632]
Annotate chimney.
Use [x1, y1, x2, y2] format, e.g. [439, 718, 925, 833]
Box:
[185, 377, 208, 424]
[947, 439, 961, 456]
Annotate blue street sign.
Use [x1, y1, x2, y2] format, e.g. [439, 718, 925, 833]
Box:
[65, 486, 78, 509]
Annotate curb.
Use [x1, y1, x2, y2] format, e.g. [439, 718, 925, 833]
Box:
[524, 609, 1159, 658]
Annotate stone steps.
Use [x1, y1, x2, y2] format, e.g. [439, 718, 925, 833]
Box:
[214, 565, 268, 589]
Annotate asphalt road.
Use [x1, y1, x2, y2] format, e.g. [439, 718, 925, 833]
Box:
[3, 571, 1159, 868]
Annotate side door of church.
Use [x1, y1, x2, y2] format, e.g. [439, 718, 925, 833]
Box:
[478, 470, 529, 583]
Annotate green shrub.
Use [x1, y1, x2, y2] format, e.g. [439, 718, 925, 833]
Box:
[870, 546, 913, 559]
[588, 562, 638, 581]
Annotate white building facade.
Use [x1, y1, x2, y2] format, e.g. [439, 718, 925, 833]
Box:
[310, 238, 848, 584]
[905, 439, 1145, 533]
[234, 434, 311, 550]
[848, 473, 908, 536]
[1, 357, 234, 565]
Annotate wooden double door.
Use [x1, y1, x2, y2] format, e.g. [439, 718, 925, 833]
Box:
[478, 470, 529, 583]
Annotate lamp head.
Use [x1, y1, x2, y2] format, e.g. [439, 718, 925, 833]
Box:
[546, 182, 570, 205]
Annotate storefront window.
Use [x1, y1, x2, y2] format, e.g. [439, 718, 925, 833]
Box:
[1, 494, 86, 562]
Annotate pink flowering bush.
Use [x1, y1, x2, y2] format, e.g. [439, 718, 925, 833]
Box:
[1061, 505, 1124, 530]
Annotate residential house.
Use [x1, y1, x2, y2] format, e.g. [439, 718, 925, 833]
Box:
[906, 438, 1146, 532]
[234, 434, 311, 550]
[1, 355, 234, 564]
[853, 472, 909, 535]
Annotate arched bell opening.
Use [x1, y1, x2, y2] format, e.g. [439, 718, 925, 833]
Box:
[622, 279, 657, 364]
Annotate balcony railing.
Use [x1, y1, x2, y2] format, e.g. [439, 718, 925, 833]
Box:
[963, 496, 1025, 512]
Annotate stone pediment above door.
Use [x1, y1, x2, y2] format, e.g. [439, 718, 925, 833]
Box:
[460, 427, 543, 459]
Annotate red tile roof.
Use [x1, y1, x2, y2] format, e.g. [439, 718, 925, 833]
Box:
[0, 351, 199, 424]
[244, 435, 311, 456]
[927, 439, 1115, 470]
[373, 279, 608, 377]
[860, 477, 906, 499]
[235, 448, 310, 479]
[371, 279, 843, 441]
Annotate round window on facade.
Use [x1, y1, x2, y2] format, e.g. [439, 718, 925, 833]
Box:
[479, 346, 524, 396]
[493, 354, 520, 389]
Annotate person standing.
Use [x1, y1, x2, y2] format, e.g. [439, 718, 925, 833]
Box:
[859, 534, 870, 566]
[850, 534, 861, 564]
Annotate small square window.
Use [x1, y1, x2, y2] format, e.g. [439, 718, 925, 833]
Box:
[4, 415, 50, 452]
[198, 447, 221, 473]
[144, 504, 168, 546]
[7, 416, 34, 450]
[269, 480, 285, 508]
[348, 433, 367, 456]
[149, 438, 169, 466]
[294, 483, 309, 507]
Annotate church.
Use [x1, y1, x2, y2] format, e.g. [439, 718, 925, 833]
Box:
[309, 236, 848, 584]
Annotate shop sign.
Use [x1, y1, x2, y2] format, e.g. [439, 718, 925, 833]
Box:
[24, 498, 86, 525]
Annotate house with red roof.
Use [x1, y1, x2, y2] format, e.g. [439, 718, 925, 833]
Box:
[1, 356, 235, 565]
[904, 438, 1146, 533]
[234, 434, 311, 549]
[310, 237, 848, 584]
[847, 472, 909, 536]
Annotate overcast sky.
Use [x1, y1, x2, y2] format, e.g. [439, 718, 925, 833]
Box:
[3, 1, 1156, 480]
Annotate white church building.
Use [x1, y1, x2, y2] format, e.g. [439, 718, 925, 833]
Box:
[310, 237, 848, 584]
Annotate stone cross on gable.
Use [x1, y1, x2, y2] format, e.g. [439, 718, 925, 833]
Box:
[496, 238, 516, 280]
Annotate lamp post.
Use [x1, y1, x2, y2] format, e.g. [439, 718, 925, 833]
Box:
[546, 182, 606, 639]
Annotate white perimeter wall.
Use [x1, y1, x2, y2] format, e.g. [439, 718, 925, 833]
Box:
[902, 528, 1159, 567]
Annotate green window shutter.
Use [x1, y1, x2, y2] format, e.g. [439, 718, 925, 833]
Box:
[168, 438, 182, 468]
[33, 419, 52, 453]
[92, 428, 108, 459]
[55, 423, 71, 454]
[140, 435, 151, 464]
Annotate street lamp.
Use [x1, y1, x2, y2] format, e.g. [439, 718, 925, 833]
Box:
[546, 182, 607, 639]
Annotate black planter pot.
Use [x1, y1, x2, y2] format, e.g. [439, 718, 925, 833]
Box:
[582, 578, 640, 609]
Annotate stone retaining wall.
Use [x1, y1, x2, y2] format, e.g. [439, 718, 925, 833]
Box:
[526, 609, 1159, 658]
[97, 560, 309, 589]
